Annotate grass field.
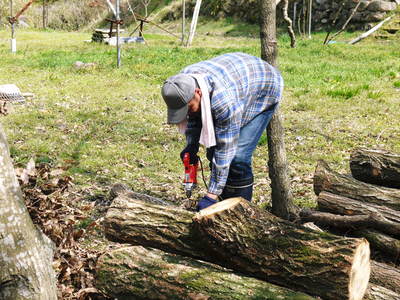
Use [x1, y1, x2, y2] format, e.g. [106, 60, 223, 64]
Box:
[1, 25, 399, 209]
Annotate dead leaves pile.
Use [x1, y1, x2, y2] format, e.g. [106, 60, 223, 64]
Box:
[15, 158, 109, 300]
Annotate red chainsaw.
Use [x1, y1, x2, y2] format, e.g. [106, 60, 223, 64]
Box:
[182, 153, 198, 198]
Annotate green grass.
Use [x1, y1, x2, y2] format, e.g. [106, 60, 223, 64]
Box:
[1, 24, 399, 208]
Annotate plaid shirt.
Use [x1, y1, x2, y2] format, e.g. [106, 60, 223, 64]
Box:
[181, 52, 284, 195]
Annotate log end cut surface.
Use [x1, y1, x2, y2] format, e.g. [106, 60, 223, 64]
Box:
[349, 239, 371, 300]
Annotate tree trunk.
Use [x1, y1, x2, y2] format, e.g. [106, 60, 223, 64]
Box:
[354, 229, 400, 263]
[317, 191, 400, 224]
[370, 260, 400, 294]
[105, 196, 371, 300]
[350, 149, 400, 189]
[282, 0, 296, 48]
[260, 0, 299, 220]
[96, 246, 316, 300]
[314, 160, 400, 210]
[0, 124, 57, 300]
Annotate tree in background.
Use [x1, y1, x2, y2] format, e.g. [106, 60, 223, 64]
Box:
[259, 0, 299, 220]
[0, 124, 57, 300]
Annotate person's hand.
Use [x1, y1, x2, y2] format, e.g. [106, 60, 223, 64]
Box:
[180, 144, 199, 164]
[196, 195, 217, 211]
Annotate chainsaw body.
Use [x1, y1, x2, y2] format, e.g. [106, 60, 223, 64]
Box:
[183, 153, 198, 198]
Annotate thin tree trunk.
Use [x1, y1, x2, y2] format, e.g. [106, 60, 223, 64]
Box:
[282, 0, 296, 47]
[327, 0, 361, 43]
[96, 246, 316, 300]
[0, 124, 57, 299]
[259, 0, 299, 220]
[350, 148, 400, 188]
[314, 160, 400, 210]
[104, 196, 371, 300]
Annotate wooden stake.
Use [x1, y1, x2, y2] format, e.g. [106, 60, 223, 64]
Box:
[186, 0, 202, 47]
[116, 0, 121, 68]
[349, 16, 392, 45]
[182, 0, 185, 45]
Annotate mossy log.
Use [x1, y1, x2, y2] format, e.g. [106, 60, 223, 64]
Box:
[314, 160, 400, 210]
[105, 196, 371, 300]
[370, 261, 400, 294]
[354, 229, 400, 263]
[95, 246, 316, 300]
[317, 192, 400, 224]
[350, 149, 400, 188]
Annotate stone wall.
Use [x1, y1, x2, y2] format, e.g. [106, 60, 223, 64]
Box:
[158, 0, 398, 31]
[312, 0, 399, 30]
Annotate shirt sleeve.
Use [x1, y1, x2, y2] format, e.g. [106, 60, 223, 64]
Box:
[208, 91, 242, 195]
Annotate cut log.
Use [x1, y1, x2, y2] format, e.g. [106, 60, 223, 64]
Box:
[314, 160, 400, 210]
[354, 229, 400, 263]
[95, 246, 316, 300]
[370, 261, 400, 294]
[364, 284, 400, 300]
[350, 149, 400, 188]
[105, 196, 371, 300]
[300, 208, 400, 239]
[317, 191, 400, 224]
[192, 199, 371, 300]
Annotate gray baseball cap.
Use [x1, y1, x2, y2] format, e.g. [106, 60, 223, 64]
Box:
[161, 74, 196, 124]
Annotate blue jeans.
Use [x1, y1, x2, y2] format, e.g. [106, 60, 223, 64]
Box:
[207, 103, 278, 201]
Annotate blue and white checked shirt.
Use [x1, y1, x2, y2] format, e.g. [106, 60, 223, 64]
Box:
[181, 52, 284, 195]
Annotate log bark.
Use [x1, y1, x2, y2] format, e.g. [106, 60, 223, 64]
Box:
[105, 196, 371, 300]
[314, 160, 400, 210]
[96, 246, 316, 300]
[370, 260, 400, 294]
[0, 124, 57, 299]
[354, 229, 400, 263]
[364, 284, 400, 300]
[350, 148, 400, 189]
[317, 191, 400, 224]
[300, 209, 400, 239]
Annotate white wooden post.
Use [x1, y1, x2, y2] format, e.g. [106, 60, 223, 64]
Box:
[186, 0, 202, 47]
[116, 0, 121, 68]
[308, 0, 312, 39]
[182, 0, 186, 45]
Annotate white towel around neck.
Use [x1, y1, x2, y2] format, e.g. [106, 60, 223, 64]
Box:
[177, 74, 216, 148]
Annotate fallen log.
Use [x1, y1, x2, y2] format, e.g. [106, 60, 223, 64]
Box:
[354, 229, 400, 263]
[370, 261, 400, 294]
[105, 196, 371, 300]
[317, 191, 400, 224]
[300, 208, 400, 239]
[314, 160, 400, 210]
[350, 149, 400, 189]
[299, 208, 400, 262]
[95, 246, 316, 300]
[365, 284, 400, 300]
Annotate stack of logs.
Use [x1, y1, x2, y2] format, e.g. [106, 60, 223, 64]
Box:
[98, 183, 394, 300]
[301, 148, 400, 298]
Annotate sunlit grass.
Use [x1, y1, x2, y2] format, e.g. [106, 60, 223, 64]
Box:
[1, 24, 399, 208]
